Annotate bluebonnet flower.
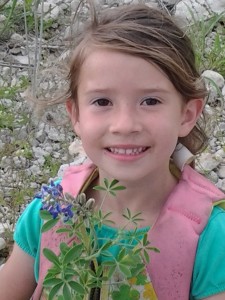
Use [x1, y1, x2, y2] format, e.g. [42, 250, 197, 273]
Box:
[39, 181, 75, 223]
[39, 182, 95, 223]
[61, 204, 74, 222]
[48, 203, 62, 219]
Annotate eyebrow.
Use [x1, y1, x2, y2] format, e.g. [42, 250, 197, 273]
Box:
[83, 87, 171, 95]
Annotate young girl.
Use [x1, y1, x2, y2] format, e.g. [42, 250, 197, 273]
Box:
[1, 2, 225, 300]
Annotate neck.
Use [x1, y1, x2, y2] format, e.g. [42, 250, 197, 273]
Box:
[91, 166, 177, 228]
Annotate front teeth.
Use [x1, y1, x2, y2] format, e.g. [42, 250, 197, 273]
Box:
[109, 147, 146, 155]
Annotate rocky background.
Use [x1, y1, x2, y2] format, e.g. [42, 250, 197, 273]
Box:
[0, 0, 225, 263]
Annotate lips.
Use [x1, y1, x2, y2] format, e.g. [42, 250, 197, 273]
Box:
[107, 147, 148, 155]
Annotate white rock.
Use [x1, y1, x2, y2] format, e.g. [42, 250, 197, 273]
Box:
[68, 139, 86, 157]
[218, 165, 225, 179]
[37, 2, 60, 21]
[222, 85, 225, 99]
[2, 67, 10, 77]
[32, 147, 49, 159]
[10, 33, 24, 44]
[0, 238, 6, 250]
[196, 151, 223, 173]
[217, 179, 225, 193]
[176, 0, 225, 24]
[202, 70, 225, 89]
[201, 70, 224, 104]
[13, 55, 29, 65]
[0, 14, 6, 22]
[208, 171, 219, 183]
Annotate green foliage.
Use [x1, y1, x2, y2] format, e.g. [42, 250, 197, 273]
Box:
[0, 76, 29, 99]
[40, 180, 159, 299]
[43, 155, 62, 177]
[187, 11, 225, 76]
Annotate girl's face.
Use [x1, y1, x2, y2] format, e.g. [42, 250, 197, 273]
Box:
[67, 49, 203, 184]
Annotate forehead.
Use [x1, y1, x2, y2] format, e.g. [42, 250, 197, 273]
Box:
[77, 48, 176, 93]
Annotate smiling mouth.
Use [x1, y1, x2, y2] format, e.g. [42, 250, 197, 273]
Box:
[107, 147, 148, 155]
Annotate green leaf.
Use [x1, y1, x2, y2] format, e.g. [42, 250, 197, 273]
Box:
[143, 249, 150, 264]
[43, 277, 63, 287]
[39, 210, 53, 220]
[63, 283, 72, 300]
[111, 185, 126, 191]
[118, 264, 131, 277]
[56, 228, 72, 234]
[43, 248, 60, 268]
[117, 248, 126, 261]
[68, 281, 85, 294]
[48, 282, 63, 300]
[99, 240, 113, 252]
[41, 218, 59, 233]
[148, 246, 160, 253]
[59, 242, 70, 254]
[109, 190, 116, 196]
[104, 178, 109, 188]
[63, 244, 83, 265]
[93, 185, 107, 191]
[107, 264, 117, 279]
[102, 260, 116, 267]
[109, 179, 119, 188]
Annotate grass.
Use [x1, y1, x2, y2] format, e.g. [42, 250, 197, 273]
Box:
[186, 10, 225, 76]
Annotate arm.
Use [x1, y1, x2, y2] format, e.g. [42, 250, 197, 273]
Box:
[0, 243, 37, 300]
[203, 293, 225, 300]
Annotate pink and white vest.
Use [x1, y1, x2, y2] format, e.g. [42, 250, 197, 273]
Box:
[32, 162, 225, 300]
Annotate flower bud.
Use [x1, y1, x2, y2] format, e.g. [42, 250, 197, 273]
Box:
[77, 193, 86, 205]
[85, 198, 95, 210]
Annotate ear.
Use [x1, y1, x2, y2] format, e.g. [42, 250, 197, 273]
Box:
[179, 98, 204, 137]
[66, 99, 81, 136]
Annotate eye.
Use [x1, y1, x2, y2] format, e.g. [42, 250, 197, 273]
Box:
[141, 97, 161, 106]
[93, 98, 111, 106]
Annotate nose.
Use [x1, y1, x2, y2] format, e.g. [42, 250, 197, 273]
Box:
[109, 105, 142, 135]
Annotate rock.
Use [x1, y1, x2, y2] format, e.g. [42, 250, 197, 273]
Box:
[207, 171, 219, 183]
[37, 2, 60, 21]
[47, 127, 66, 142]
[196, 151, 224, 173]
[218, 164, 225, 179]
[201, 70, 225, 104]
[0, 238, 6, 250]
[10, 33, 24, 45]
[222, 85, 225, 99]
[0, 15, 6, 22]
[176, 0, 225, 24]
[202, 70, 225, 89]
[32, 146, 49, 159]
[13, 55, 29, 65]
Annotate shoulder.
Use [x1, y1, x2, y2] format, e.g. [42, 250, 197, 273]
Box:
[197, 205, 225, 257]
[13, 197, 43, 257]
[201, 205, 225, 238]
[191, 206, 225, 299]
